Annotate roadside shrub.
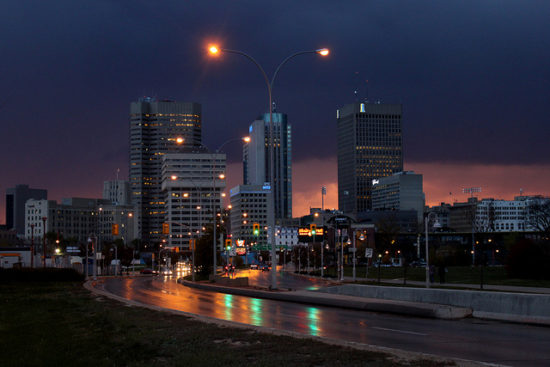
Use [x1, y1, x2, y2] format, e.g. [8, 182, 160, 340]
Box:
[506, 239, 550, 279]
[0, 268, 85, 282]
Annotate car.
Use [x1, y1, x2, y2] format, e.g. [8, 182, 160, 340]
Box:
[224, 264, 236, 273]
[250, 264, 258, 270]
[410, 260, 427, 267]
[260, 264, 269, 272]
[160, 267, 173, 276]
[140, 268, 153, 274]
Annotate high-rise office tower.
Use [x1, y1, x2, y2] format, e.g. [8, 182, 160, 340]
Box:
[5, 184, 47, 235]
[243, 113, 292, 220]
[337, 102, 403, 215]
[129, 98, 202, 243]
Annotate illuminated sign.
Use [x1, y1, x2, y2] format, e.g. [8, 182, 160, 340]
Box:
[372, 179, 379, 185]
[236, 239, 245, 247]
[298, 227, 324, 236]
[298, 227, 325, 242]
[236, 247, 246, 255]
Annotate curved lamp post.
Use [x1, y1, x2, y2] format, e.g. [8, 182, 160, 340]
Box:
[208, 45, 329, 289]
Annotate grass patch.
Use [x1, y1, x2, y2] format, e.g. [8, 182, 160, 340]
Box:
[0, 281, 453, 366]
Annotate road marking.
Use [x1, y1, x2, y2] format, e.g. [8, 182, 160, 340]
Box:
[372, 327, 428, 336]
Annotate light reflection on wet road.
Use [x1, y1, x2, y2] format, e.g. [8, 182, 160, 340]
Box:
[101, 275, 550, 366]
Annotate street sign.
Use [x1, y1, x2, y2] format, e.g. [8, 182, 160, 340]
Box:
[365, 248, 373, 258]
[66, 247, 79, 253]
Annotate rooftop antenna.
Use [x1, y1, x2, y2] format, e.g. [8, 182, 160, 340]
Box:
[354, 71, 360, 101]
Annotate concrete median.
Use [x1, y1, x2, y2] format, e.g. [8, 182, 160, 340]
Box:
[179, 279, 472, 320]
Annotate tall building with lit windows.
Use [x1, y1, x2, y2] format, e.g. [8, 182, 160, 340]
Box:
[129, 98, 202, 244]
[243, 113, 292, 221]
[337, 102, 403, 215]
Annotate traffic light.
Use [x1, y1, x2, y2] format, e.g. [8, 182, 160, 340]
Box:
[112, 224, 119, 236]
[225, 239, 232, 251]
[189, 239, 195, 251]
[310, 224, 317, 236]
[162, 222, 170, 234]
[253, 223, 260, 236]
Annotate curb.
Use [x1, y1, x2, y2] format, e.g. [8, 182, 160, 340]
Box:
[179, 279, 472, 320]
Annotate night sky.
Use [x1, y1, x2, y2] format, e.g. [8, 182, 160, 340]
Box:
[2, 1, 550, 223]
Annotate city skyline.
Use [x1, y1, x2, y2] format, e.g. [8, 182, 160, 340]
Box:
[1, 1, 549, 223]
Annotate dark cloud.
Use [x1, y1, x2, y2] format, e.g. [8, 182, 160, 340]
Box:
[1, 1, 550, 220]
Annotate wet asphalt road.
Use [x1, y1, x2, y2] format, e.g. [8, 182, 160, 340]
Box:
[100, 273, 550, 366]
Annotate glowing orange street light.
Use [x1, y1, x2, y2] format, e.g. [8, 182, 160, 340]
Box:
[171, 175, 177, 180]
[243, 136, 251, 143]
[316, 48, 330, 56]
[219, 173, 225, 179]
[183, 192, 189, 198]
[208, 45, 220, 55]
[176, 137, 184, 144]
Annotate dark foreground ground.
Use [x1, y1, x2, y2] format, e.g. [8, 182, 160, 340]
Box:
[0, 281, 454, 367]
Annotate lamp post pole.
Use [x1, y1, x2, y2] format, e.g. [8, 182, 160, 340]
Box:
[208, 46, 329, 290]
[425, 212, 439, 289]
[321, 186, 326, 277]
[41, 216, 47, 268]
[30, 224, 35, 268]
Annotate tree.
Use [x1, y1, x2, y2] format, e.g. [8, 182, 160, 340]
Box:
[527, 199, 550, 238]
[194, 226, 214, 277]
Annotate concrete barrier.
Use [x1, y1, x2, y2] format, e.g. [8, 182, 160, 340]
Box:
[317, 284, 550, 323]
[213, 276, 249, 287]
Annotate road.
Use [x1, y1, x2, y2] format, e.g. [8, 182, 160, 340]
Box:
[100, 273, 550, 366]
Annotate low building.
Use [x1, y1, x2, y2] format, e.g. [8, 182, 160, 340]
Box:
[0, 247, 31, 268]
[372, 171, 425, 225]
[229, 184, 273, 251]
[5, 184, 47, 236]
[25, 198, 136, 245]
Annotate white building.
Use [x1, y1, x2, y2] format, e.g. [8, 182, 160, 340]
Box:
[230, 184, 273, 251]
[274, 225, 298, 249]
[476, 196, 548, 232]
[372, 171, 425, 224]
[161, 150, 226, 250]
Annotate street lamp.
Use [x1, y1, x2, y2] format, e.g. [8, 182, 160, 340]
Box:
[425, 212, 441, 288]
[208, 44, 329, 290]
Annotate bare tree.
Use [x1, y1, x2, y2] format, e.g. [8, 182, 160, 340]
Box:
[527, 199, 550, 237]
